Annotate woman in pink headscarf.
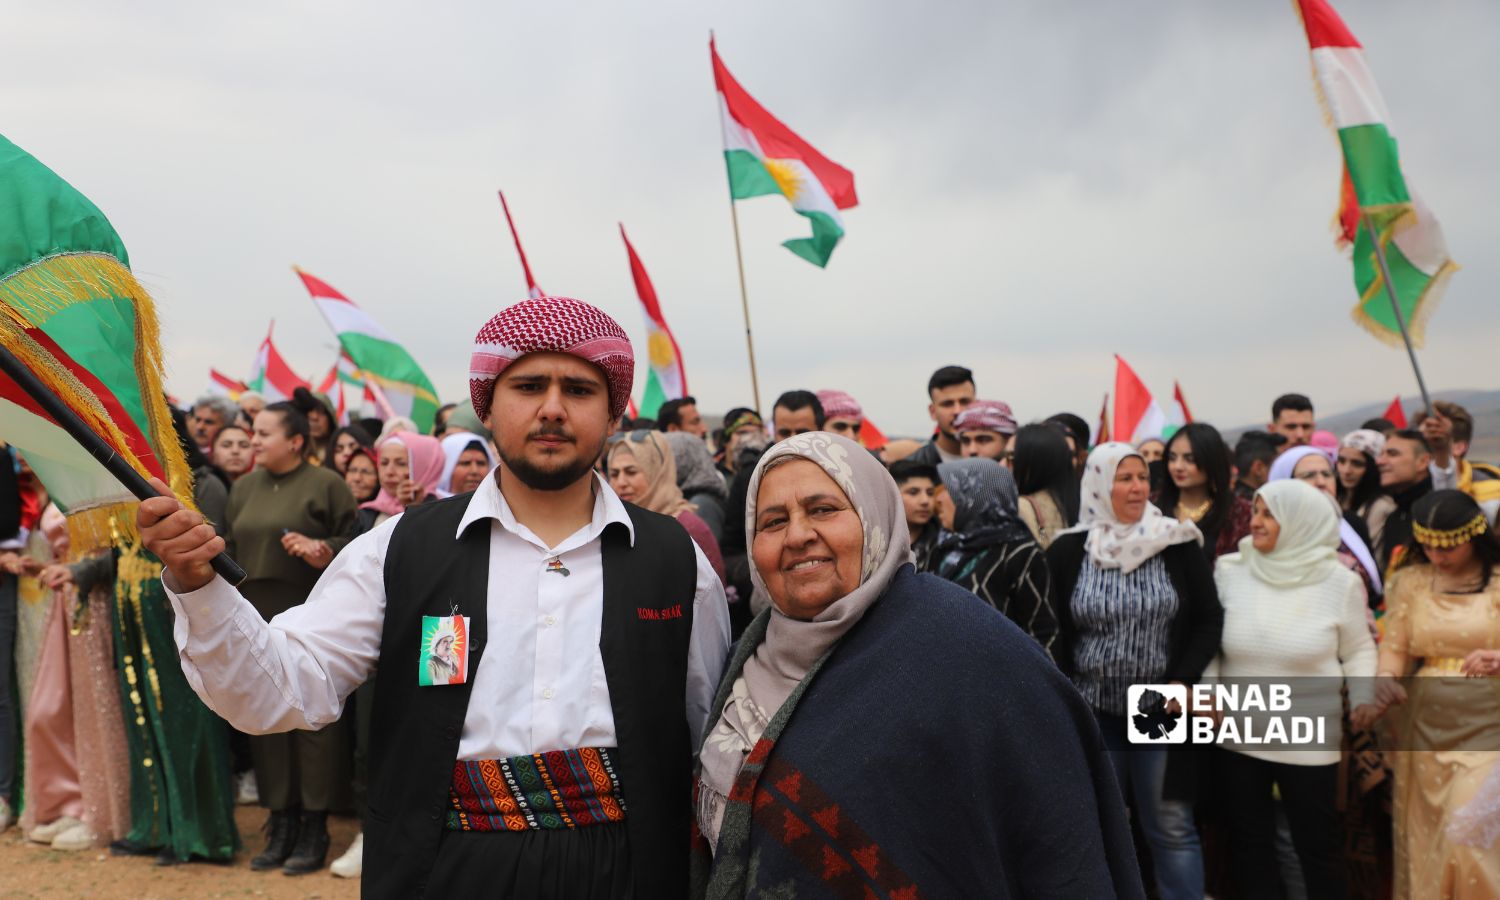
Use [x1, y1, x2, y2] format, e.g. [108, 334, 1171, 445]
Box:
[350, 433, 447, 539]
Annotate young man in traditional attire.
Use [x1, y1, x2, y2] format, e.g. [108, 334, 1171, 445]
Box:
[140, 296, 731, 898]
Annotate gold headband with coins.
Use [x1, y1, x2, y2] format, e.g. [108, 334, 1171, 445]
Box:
[1414, 512, 1489, 549]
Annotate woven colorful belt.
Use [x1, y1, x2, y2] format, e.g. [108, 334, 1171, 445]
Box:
[447, 747, 627, 831]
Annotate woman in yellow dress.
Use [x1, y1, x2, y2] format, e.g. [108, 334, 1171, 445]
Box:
[1356, 490, 1500, 898]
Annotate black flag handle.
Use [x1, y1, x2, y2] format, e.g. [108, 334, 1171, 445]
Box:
[0, 343, 247, 586]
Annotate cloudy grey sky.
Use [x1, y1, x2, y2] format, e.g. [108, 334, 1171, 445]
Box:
[6, 0, 1496, 435]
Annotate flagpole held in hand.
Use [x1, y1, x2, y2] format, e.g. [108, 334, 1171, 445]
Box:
[1362, 216, 1433, 413]
[0, 343, 246, 586]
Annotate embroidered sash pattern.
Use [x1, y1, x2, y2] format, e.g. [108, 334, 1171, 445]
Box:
[447, 746, 627, 831]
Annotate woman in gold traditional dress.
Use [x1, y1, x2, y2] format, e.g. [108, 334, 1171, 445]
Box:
[1356, 490, 1500, 898]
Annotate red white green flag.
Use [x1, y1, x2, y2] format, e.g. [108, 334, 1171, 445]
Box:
[0, 133, 195, 552]
[1113, 355, 1166, 444]
[208, 369, 249, 401]
[1295, 0, 1457, 347]
[317, 351, 373, 424]
[296, 268, 440, 429]
[711, 38, 857, 268]
[620, 226, 686, 420]
[1163, 381, 1193, 438]
[247, 322, 308, 403]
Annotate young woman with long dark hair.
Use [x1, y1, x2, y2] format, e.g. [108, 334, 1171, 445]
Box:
[1158, 423, 1251, 562]
[1012, 423, 1080, 549]
[1337, 429, 1396, 555]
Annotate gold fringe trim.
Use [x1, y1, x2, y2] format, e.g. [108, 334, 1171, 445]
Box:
[1413, 513, 1488, 549]
[0, 253, 196, 557]
[1350, 247, 1459, 350]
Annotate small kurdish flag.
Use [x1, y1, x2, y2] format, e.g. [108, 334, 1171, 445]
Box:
[620, 226, 686, 420]
[1295, 0, 1457, 348]
[247, 322, 309, 403]
[296, 268, 440, 429]
[711, 37, 857, 268]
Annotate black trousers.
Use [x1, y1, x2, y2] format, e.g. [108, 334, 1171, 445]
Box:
[1216, 750, 1344, 899]
[428, 821, 633, 899]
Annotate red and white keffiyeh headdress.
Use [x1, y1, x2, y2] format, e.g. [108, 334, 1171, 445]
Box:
[469, 296, 635, 421]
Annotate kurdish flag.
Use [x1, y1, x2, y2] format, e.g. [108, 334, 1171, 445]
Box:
[247, 322, 309, 403]
[620, 226, 686, 420]
[1296, 0, 1457, 348]
[317, 352, 373, 424]
[0, 134, 195, 552]
[296, 268, 439, 429]
[1113, 355, 1166, 444]
[711, 38, 857, 267]
[208, 369, 249, 401]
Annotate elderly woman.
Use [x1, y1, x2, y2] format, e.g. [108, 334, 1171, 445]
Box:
[1049, 442, 1221, 900]
[1207, 479, 1378, 899]
[694, 433, 1142, 898]
[1269, 446, 1383, 601]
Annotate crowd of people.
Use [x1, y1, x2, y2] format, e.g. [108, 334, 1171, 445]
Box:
[1, 297, 1498, 898]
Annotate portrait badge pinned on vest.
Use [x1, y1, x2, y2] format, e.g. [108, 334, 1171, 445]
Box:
[419, 614, 470, 686]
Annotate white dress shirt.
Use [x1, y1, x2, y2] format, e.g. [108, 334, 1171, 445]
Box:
[165, 472, 731, 759]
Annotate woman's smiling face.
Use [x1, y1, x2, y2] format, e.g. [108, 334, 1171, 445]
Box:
[752, 459, 864, 621]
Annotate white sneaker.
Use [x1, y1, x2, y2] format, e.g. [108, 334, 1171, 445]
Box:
[234, 771, 259, 806]
[0, 798, 12, 834]
[28, 815, 82, 845]
[330, 831, 363, 878]
[51, 821, 95, 851]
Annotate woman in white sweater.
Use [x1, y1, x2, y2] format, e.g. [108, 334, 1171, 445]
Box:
[1207, 479, 1378, 899]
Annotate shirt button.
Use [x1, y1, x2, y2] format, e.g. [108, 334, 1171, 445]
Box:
[542, 688, 554, 700]
[543, 615, 556, 627]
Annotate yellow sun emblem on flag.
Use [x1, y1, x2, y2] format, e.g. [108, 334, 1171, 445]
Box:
[764, 158, 804, 201]
[648, 331, 676, 368]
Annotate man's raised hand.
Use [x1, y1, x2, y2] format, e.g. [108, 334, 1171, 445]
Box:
[138, 476, 223, 593]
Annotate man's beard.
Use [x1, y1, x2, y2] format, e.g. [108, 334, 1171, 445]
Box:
[497, 429, 603, 492]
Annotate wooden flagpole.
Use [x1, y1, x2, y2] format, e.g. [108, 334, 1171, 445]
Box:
[1362, 216, 1433, 414]
[711, 31, 763, 414]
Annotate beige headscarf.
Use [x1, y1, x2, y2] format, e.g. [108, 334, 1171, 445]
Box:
[606, 431, 692, 517]
[697, 431, 913, 846]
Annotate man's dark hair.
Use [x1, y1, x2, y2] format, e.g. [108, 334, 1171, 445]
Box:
[1045, 413, 1091, 452]
[1389, 429, 1432, 455]
[1271, 393, 1314, 420]
[927, 365, 975, 398]
[1362, 417, 1397, 434]
[655, 396, 697, 431]
[630, 417, 657, 431]
[263, 401, 311, 458]
[1432, 400, 1474, 446]
[773, 390, 825, 428]
[432, 402, 458, 436]
[1234, 431, 1283, 478]
[888, 459, 939, 487]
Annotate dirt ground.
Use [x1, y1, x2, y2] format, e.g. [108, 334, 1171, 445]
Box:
[0, 806, 362, 899]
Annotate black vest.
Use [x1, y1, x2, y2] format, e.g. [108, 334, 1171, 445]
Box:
[363, 492, 699, 899]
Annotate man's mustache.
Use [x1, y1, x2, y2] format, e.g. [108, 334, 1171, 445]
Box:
[528, 424, 575, 442]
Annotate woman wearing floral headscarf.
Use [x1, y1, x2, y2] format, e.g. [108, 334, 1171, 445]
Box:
[694, 432, 1143, 899]
[934, 459, 1056, 656]
[1048, 442, 1222, 900]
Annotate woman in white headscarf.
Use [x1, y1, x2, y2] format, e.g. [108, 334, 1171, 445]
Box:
[693, 433, 1143, 899]
[1048, 442, 1221, 900]
[1269, 445, 1383, 600]
[436, 432, 494, 498]
[1206, 479, 1378, 899]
